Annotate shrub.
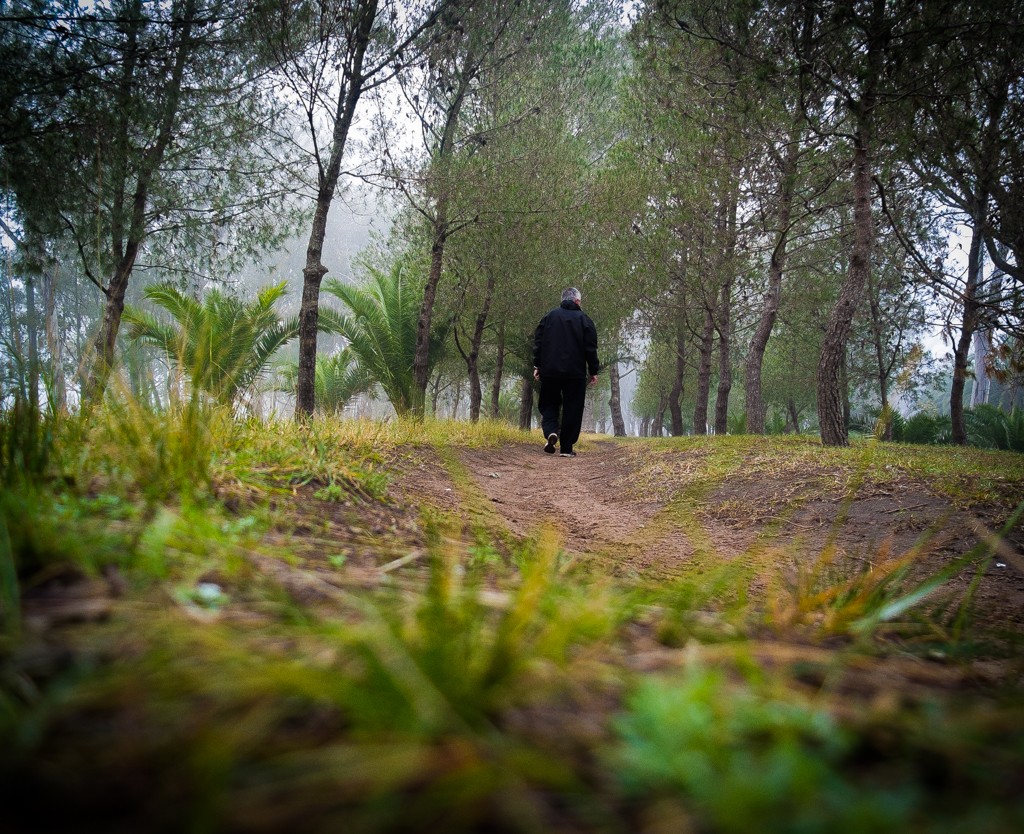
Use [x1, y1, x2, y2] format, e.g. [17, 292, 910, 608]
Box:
[965, 404, 1024, 452]
[901, 411, 951, 445]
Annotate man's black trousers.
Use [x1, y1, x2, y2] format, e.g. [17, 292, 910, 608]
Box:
[538, 377, 588, 451]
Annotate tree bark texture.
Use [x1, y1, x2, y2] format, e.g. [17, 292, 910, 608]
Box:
[951, 221, 984, 444]
[295, 0, 378, 417]
[414, 222, 447, 414]
[816, 136, 874, 446]
[866, 271, 892, 439]
[490, 323, 505, 418]
[86, 0, 197, 404]
[25, 275, 38, 412]
[42, 264, 65, 412]
[609, 358, 626, 436]
[670, 316, 686, 435]
[693, 306, 715, 435]
[971, 329, 991, 407]
[745, 139, 798, 433]
[464, 271, 495, 422]
[815, 0, 884, 447]
[412, 55, 473, 416]
[787, 398, 800, 433]
[654, 393, 668, 436]
[714, 276, 733, 435]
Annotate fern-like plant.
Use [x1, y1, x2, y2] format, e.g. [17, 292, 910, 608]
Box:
[278, 348, 372, 415]
[965, 403, 1024, 452]
[124, 282, 298, 409]
[321, 263, 424, 416]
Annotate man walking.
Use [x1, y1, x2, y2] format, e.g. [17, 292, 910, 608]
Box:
[533, 287, 599, 457]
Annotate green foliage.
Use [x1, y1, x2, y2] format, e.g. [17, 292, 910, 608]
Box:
[765, 409, 790, 435]
[124, 282, 298, 409]
[314, 482, 347, 503]
[897, 405, 1024, 451]
[965, 404, 1024, 452]
[79, 385, 228, 503]
[872, 403, 905, 440]
[278, 348, 372, 415]
[2, 417, 1024, 830]
[322, 261, 424, 416]
[0, 346, 54, 488]
[0, 519, 17, 641]
[314, 348, 372, 413]
[901, 410, 952, 445]
[727, 410, 746, 435]
[612, 668, 914, 833]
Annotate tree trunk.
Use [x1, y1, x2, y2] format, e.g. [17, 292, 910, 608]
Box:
[817, 135, 873, 446]
[431, 373, 442, 417]
[412, 58, 473, 417]
[86, 255, 136, 401]
[787, 398, 800, 433]
[583, 388, 596, 432]
[414, 220, 447, 415]
[24, 274, 38, 412]
[866, 271, 892, 439]
[518, 375, 533, 430]
[294, 0, 378, 418]
[669, 317, 686, 435]
[952, 220, 984, 444]
[42, 263, 65, 412]
[714, 277, 732, 434]
[86, 0, 198, 404]
[609, 358, 626, 436]
[816, 0, 883, 447]
[745, 138, 798, 433]
[464, 272, 495, 423]
[490, 323, 505, 418]
[450, 378, 461, 420]
[467, 354, 481, 422]
[971, 330, 991, 407]
[654, 392, 668, 436]
[693, 306, 715, 435]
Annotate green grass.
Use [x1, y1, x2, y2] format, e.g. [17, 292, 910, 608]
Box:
[2, 397, 1024, 832]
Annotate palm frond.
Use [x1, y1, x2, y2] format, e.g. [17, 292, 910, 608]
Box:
[323, 264, 422, 415]
[123, 282, 297, 410]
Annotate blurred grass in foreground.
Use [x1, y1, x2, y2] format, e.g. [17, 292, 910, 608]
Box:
[1, 392, 1023, 832]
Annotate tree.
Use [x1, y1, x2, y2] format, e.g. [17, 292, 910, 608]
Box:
[1, 0, 301, 404]
[123, 281, 298, 409]
[321, 258, 435, 416]
[382, 0, 576, 415]
[255, 0, 445, 418]
[900, 0, 1024, 442]
[279, 348, 371, 415]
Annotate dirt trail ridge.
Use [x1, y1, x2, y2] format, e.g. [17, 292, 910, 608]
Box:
[394, 438, 1024, 628]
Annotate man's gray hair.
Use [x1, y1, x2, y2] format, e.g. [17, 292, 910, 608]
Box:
[562, 287, 582, 303]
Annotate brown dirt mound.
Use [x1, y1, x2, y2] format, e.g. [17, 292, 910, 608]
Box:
[389, 438, 1024, 631]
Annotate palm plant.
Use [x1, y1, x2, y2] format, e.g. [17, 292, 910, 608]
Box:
[322, 262, 425, 416]
[277, 348, 372, 415]
[123, 282, 298, 409]
[965, 403, 1024, 452]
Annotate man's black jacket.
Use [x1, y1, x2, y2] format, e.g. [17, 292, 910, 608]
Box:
[533, 300, 600, 380]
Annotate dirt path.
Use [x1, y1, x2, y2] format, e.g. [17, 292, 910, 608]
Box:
[392, 438, 1024, 630]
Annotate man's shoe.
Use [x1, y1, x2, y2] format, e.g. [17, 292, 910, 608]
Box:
[544, 433, 558, 454]
[559, 450, 576, 457]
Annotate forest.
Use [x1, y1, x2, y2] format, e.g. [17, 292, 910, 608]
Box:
[2, 1, 1024, 832]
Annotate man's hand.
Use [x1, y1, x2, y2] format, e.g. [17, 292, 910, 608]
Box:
[589, 375, 597, 386]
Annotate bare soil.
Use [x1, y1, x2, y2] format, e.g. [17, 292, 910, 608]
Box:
[393, 438, 1024, 635]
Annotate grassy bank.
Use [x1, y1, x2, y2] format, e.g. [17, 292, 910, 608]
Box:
[2, 403, 1023, 832]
